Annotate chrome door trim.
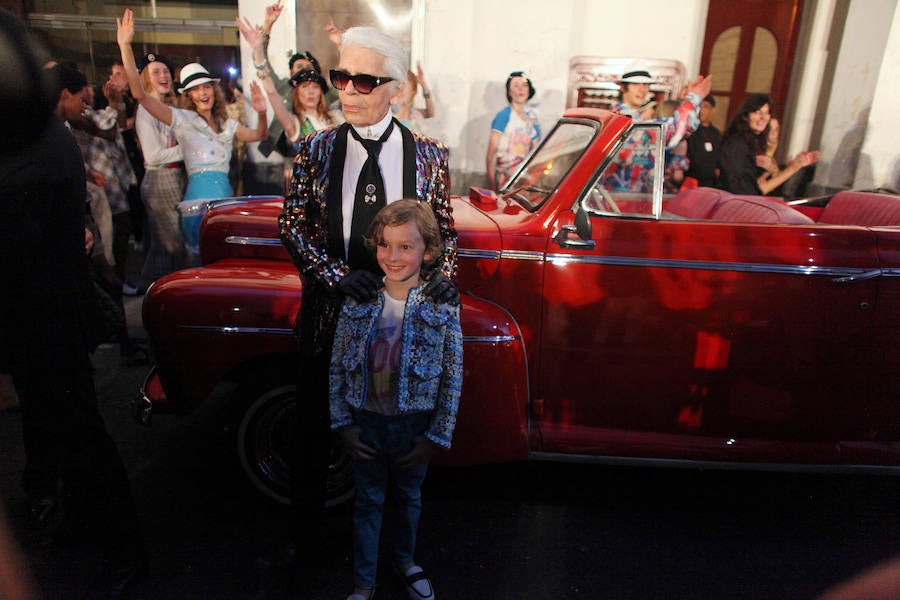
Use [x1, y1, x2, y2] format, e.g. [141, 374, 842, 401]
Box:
[462, 335, 519, 343]
[225, 236, 283, 247]
[176, 325, 296, 335]
[457, 248, 544, 261]
[529, 451, 900, 475]
[544, 253, 882, 278]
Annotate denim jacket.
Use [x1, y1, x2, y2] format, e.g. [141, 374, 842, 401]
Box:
[329, 286, 463, 449]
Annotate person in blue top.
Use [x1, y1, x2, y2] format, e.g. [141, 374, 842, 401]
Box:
[485, 71, 541, 190]
[330, 199, 463, 600]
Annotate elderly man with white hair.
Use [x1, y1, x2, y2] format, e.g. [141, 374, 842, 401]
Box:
[278, 25, 457, 600]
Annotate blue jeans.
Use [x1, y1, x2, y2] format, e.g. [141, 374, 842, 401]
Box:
[351, 410, 430, 588]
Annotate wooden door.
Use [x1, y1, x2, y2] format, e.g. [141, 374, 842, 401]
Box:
[700, 0, 805, 131]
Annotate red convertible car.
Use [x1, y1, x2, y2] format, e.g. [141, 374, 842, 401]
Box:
[138, 108, 900, 505]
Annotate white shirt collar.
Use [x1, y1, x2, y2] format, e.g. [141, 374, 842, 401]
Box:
[350, 111, 394, 140]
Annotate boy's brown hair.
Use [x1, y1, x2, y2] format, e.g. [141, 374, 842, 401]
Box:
[364, 198, 443, 266]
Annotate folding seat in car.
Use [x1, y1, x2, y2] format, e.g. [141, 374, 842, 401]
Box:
[817, 191, 900, 226]
[664, 187, 732, 219]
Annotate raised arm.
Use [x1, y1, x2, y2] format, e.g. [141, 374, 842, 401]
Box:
[485, 130, 501, 189]
[665, 75, 712, 148]
[263, 1, 283, 34]
[324, 15, 342, 49]
[236, 16, 298, 141]
[416, 62, 435, 119]
[261, 2, 282, 73]
[116, 9, 173, 127]
[234, 80, 268, 143]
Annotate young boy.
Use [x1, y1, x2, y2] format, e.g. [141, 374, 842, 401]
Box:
[329, 199, 463, 600]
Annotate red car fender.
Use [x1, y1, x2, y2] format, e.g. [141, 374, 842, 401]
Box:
[143, 258, 302, 410]
[143, 258, 532, 464]
[438, 293, 531, 466]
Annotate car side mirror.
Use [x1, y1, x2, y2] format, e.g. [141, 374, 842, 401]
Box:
[575, 200, 592, 239]
[554, 201, 596, 250]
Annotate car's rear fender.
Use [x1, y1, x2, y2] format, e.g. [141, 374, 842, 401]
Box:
[143, 258, 302, 411]
[200, 196, 289, 264]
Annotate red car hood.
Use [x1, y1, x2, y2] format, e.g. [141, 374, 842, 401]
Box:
[450, 194, 503, 289]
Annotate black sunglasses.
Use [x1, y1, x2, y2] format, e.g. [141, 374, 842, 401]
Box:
[329, 69, 394, 94]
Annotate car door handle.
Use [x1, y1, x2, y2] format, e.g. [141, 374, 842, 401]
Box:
[831, 269, 882, 285]
[554, 225, 595, 250]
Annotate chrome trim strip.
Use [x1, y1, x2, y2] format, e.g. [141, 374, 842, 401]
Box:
[225, 236, 284, 247]
[174, 328, 519, 343]
[459, 248, 880, 278]
[209, 195, 282, 210]
[529, 452, 900, 475]
[884, 268, 900, 277]
[544, 253, 881, 278]
[458, 248, 500, 260]
[457, 248, 545, 261]
[462, 335, 519, 343]
[501, 250, 545, 261]
[176, 325, 295, 335]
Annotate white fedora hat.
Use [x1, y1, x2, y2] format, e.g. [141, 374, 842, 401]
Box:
[177, 62, 220, 94]
[617, 69, 658, 85]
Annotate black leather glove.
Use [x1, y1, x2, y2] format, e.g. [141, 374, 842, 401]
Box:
[337, 270, 381, 302]
[423, 273, 459, 305]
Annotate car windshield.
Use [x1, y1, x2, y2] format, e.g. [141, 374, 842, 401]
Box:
[502, 121, 598, 210]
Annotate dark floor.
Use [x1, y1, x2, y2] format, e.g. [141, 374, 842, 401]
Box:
[1, 238, 898, 599]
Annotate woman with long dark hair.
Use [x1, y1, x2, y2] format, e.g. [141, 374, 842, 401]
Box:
[717, 93, 819, 195]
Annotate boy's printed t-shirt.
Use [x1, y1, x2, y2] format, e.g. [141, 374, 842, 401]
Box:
[365, 292, 406, 415]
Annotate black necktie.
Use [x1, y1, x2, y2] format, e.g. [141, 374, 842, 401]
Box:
[347, 120, 394, 272]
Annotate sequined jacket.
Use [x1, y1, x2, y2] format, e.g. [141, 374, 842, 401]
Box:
[329, 287, 463, 449]
[279, 120, 457, 355]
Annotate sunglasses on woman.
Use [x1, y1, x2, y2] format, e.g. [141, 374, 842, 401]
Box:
[329, 69, 394, 94]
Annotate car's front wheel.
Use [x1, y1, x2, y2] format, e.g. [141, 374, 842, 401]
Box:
[236, 383, 354, 507]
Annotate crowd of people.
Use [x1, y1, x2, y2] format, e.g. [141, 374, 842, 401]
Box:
[598, 65, 820, 197]
[3, 5, 461, 599]
[1, 3, 830, 599]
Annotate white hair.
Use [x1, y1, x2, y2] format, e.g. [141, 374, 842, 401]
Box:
[340, 26, 409, 83]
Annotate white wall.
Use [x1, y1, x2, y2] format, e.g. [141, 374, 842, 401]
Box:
[855, 2, 900, 190]
[812, 0, 896, 190]
[418, 0, 708, 189]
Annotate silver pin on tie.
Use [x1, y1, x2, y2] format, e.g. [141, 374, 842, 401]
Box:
[364, 183, 377, 204]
